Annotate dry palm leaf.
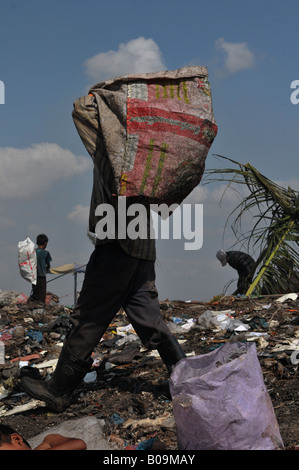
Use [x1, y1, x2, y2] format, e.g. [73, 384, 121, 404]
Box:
[204, 155, 299, 295]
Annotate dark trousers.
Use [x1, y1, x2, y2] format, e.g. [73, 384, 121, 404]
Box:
[31, 276, 47, 303]
[65, 243, 173, 361]
[236, 273, 254, 295]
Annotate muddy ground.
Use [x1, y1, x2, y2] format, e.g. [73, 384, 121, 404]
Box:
[0, 292, 298, 450]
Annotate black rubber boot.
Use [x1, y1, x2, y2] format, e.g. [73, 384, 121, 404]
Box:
[157, 336, 186, 375]
[21, 347, 92, 412]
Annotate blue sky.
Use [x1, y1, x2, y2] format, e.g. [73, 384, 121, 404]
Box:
[0, 0, 298, 304]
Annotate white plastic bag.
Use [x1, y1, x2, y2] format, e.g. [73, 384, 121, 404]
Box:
[170, 342, 284, 450]
[18, 237, 37, 285]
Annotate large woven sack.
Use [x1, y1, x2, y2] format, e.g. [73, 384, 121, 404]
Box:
[18, 237, 37, 285]
[73, 66, 217, 206]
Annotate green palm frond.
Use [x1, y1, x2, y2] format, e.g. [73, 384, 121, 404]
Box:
[204, 155, 299, 295]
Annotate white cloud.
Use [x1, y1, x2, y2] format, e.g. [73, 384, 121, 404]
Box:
[0, 143, 92, 199]
[67, 204, 89, 225]
[215, 38, 255, 76]
[84, 37, 166, 82]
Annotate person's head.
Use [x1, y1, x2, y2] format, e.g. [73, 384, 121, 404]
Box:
[0, 424, 31, 450]
[36, 233, 48, 248]
[216, 249, 227, 266]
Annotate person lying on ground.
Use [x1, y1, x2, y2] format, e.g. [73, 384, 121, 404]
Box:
[0, 424, 86, 450]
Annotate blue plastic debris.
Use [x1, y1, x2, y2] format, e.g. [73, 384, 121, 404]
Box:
[26, 330, 43, 343]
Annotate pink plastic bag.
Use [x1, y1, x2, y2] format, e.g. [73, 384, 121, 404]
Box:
[169, 342, 284, 450]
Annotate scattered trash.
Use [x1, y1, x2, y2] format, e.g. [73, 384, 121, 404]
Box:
[109, 413, 124, 426]
[10, 353, 41, 363]
[26, 329, 43, 343]
[167, 317, 196, 334]
[0, 290, 298, 449]
[34, 358, 58, 370]
[276, 293, 298, 303]
[0, 399, 46, 416]
[14, 293, 28, 305]
[197, 309, 250, 332]
[123, 412, 175, 432]
[0, 290, 27, 306]
[0, 385, 8, 400]
[124, 434, 158, 450]
[0, 340, 5, 364]
[83, 370, 97, 383]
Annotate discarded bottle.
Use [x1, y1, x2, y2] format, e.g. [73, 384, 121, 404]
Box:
[0, 340, 5, 364]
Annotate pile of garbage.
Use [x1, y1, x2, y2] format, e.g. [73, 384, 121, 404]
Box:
[0, 289, 298, 449]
